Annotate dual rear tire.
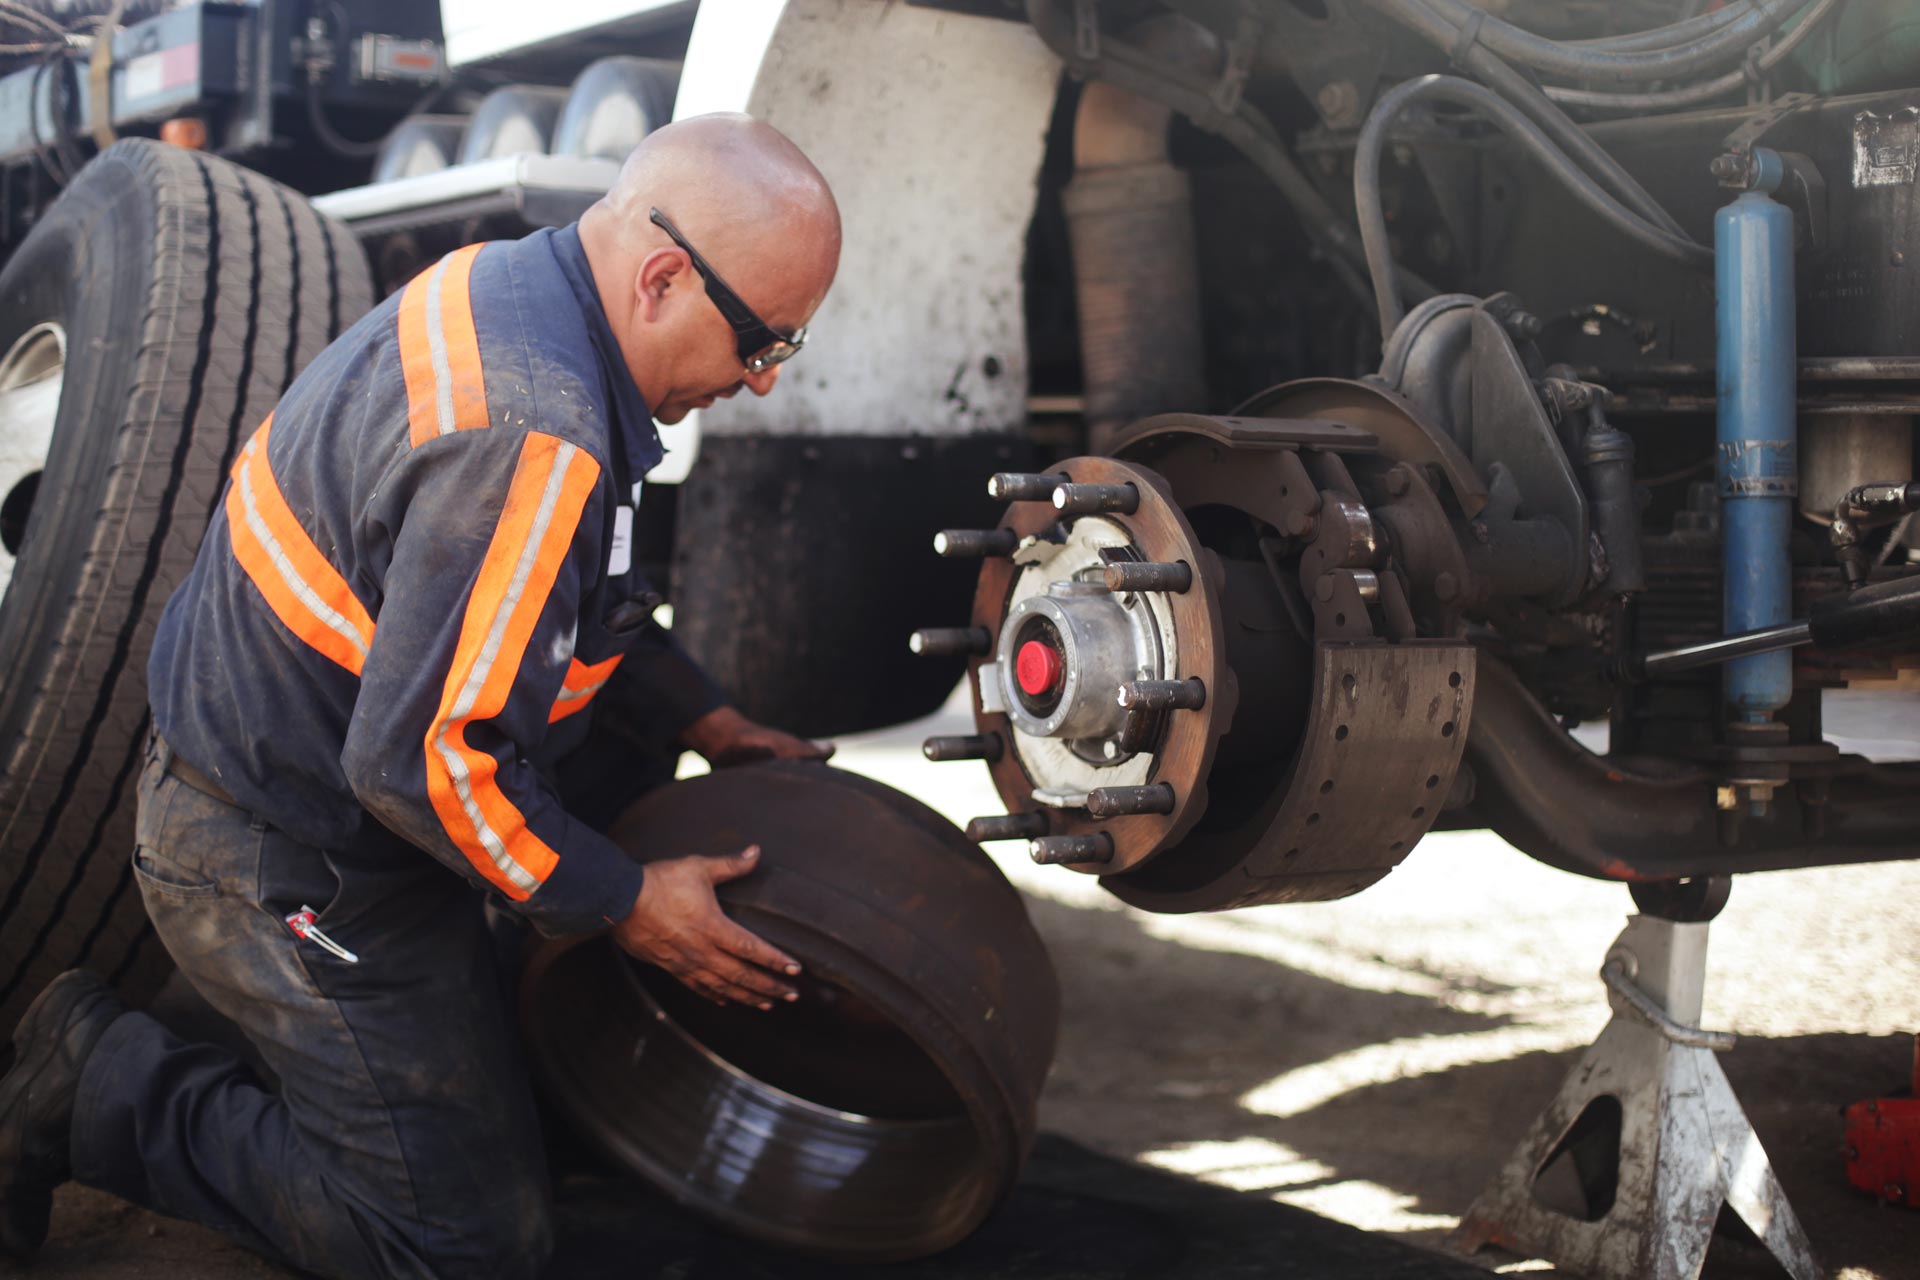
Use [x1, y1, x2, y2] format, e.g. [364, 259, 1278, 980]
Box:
[0, 140, 373, 1030]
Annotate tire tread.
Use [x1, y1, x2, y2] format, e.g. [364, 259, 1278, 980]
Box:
[0, 141, 372, 1026]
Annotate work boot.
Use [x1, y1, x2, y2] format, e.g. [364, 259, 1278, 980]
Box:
[0, 970, 125, 1260]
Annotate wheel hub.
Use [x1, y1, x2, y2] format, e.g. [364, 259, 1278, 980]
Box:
[993, 518, 1177, 755]
[961, 456, 1231, 872]
[0, 322, 64, 591]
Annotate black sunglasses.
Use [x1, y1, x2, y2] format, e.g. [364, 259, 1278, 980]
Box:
[649, 207, 808, 375]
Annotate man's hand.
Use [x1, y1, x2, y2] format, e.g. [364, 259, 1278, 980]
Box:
[681, 705, 834, 769]
[610, 845, 802, 1009]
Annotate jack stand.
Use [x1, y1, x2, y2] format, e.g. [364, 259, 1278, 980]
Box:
[1451, 912, 1822, 1280]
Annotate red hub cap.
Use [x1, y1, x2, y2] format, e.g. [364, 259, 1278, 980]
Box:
[1016, 640, 1063, 696]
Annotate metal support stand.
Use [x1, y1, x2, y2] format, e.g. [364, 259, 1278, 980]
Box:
[1451, 914, 1822, 1280]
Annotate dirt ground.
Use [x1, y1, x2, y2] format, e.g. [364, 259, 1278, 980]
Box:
[841, 690, 1920, 1280]
[10, 684, 1920, 1279]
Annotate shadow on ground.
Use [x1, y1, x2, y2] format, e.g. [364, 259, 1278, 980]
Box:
[1014, 892, 1919, 1280]
[552, 1135, 1487, 1279]
[15, 1136, 1489, 1280]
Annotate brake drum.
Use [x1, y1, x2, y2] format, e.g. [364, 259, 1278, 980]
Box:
[519, 762, 1058, 1263]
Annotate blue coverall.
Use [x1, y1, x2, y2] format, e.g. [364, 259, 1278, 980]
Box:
[68, 225, 724, 1278]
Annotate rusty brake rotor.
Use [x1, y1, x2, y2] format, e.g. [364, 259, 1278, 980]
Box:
[924, 394, 1478, 913]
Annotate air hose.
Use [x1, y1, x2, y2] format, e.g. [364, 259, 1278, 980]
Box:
[1404, 0, 1808, 84]
[1547, 0, 1847, 113]
[1025, 0, 1435, 314]
[1356, 75, 1712, 339]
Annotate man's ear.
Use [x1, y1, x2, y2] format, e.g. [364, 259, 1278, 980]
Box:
[633, 247, 689, 324]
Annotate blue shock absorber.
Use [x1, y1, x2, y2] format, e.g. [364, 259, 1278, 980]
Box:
[1714, 147, 1797, 724]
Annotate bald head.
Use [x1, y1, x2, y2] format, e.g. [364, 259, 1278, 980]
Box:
[579, 113, 841, 423]
[599, 113, 840, 294]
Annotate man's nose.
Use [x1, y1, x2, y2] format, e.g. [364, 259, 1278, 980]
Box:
[744, 365, 782, 397]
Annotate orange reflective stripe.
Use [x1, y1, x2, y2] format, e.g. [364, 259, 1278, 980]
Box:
[424, 432, 601, 899]
[398, 267, 438, 448]
[548, 653, 624, 724]
[225, 416, 376, 675]
[399, 243, 491, 448]
[437, 244, 488, 432]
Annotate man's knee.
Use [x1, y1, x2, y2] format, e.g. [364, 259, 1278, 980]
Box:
[483, 1195, 554, 1280]
[416, 1184, 553, 1280]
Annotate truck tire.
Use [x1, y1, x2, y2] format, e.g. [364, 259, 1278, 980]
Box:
[0, 139, 373, 1031]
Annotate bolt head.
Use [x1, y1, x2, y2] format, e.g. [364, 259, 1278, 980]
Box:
[1315, 80, 1359, 125]
[1314, 575, 1337, 603]
[1433, 571, 1459, 602]
[1385, 469, 1411, 498]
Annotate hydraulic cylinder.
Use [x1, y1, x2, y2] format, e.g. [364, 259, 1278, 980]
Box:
[1713, 147, 1797, 723]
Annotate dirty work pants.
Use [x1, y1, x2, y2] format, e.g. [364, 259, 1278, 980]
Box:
[68, 741, 553, 1280]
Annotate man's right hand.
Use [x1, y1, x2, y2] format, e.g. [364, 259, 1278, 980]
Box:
[610, 846, 802, 1010]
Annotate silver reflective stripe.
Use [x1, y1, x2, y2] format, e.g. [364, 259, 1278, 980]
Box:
[235, 441, 370, 665]
[432, 441, 579, 894]
[552, 674, 612, 711]
[423, 256, 456, 437]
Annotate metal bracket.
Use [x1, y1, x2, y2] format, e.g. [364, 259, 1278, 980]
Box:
[1453, 914, 1822, 1280]
[1720, 90, 1818, 155]
[1209, 13, 1260, 117]
[1775, 151, 1828, 252]
[1853, 106, 1920, 188]
[1073, 0, 1100, 62]
[1468, 306, 1590, 606]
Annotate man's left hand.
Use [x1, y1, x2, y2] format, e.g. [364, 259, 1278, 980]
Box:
[682, 705, 834, 769]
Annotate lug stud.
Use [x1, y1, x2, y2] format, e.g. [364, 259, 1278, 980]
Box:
[1052, 483, 1139, 516]
[1028, 833, 1115, 865]
[923, 734, 1004, 763]
[1117, 678, 1206, 712]
[1118, 708, 1158, 755]
[965, 812, 1050, 842]
[934, 528, 1018, 558]
[1103, 561, 1192, 593]
[909, 627, 993, 657]
[1086, 783, 1176, 818]
[989, 472, 1066, 502]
